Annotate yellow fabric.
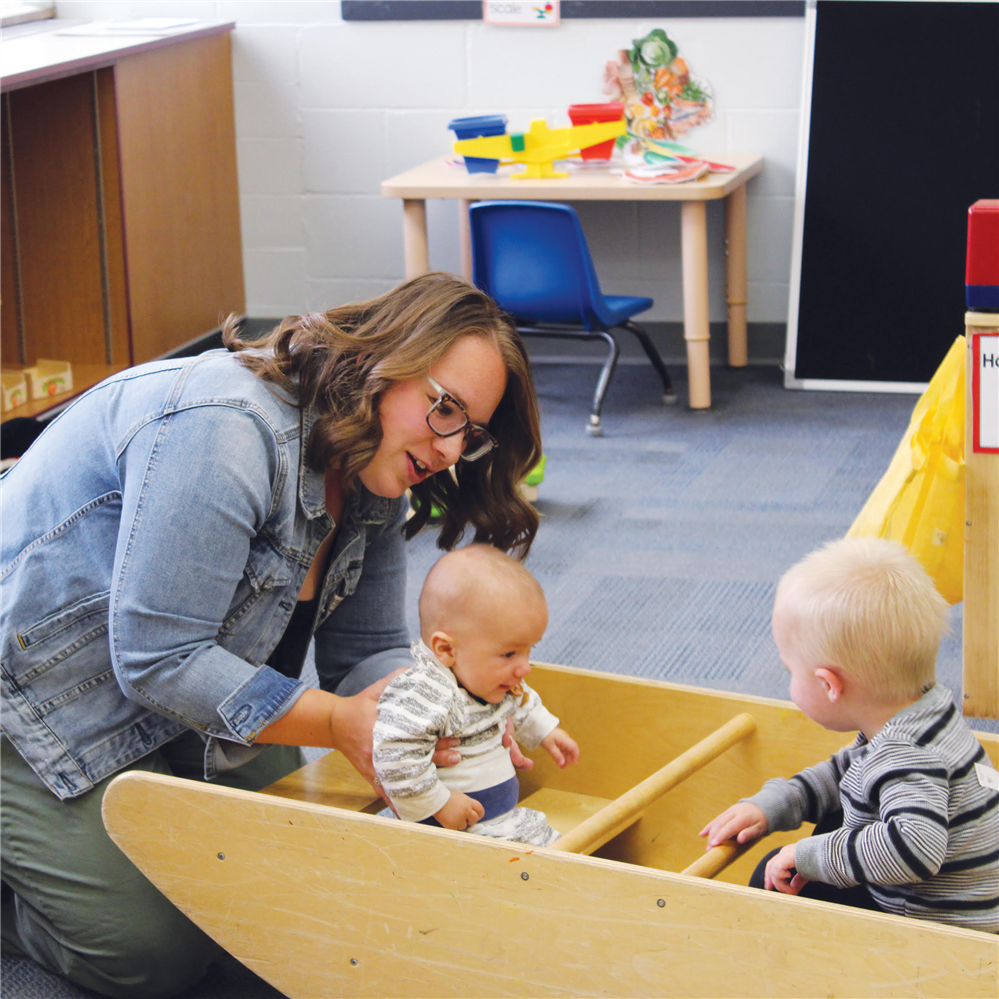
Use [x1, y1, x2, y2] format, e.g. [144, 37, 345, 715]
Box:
[847, 336, 965, 604]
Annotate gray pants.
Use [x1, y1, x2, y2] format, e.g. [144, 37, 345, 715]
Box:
[1, 732, 301, 999]
[0, 648, 410, 999]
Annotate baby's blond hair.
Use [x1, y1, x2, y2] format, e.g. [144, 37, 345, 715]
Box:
[775, 536, 948, 701]
[419, 543, 545, 641]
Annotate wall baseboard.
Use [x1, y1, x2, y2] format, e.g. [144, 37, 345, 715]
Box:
[168, 321, 787, 369]
[525, 322, 786, 368]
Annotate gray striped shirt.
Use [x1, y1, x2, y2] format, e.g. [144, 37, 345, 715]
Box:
[747, 684, 998, 933]
[372, 641, 559, 823]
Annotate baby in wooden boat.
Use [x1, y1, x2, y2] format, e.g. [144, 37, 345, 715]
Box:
[701, 536, 998, 933]
[372, 543, 579, 846]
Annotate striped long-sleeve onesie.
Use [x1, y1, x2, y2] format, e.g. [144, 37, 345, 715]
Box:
[746, 683, 998, 932]
[372, 641, 561, 847]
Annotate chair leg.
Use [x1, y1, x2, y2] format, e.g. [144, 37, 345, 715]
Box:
[587, 331, 620, 436]
[621, 320, 678, 405]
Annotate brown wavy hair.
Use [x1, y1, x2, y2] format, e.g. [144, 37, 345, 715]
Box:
[223, 272, 541, 557]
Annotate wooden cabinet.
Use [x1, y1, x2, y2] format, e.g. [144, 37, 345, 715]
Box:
[1, 20, 245, 421]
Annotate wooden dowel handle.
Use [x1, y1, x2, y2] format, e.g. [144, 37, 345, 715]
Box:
[552, 712, 757, 855]
[681, 838, 755, 879]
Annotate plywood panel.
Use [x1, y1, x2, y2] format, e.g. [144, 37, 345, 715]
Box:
[103, 769, 999, 999]
[95, 66, 130, 368]
[4, 74, 106, 366]
[1, 96, 22, 367]
[113, 33, 244, 362]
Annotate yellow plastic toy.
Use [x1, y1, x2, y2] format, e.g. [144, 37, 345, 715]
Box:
[454, 118, 626, 179]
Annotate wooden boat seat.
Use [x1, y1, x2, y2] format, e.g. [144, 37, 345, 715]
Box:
[262, 711, 758, 866]
[260, 751, 624, 841]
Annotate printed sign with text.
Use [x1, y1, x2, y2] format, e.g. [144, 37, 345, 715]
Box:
[973, 332, 999, 453]
[484, 1, 559, 27]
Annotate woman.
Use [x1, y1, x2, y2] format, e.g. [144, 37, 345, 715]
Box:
[0, 272, 542, 998]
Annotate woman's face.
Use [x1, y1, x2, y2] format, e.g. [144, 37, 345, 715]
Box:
[358, 335, 508, 499]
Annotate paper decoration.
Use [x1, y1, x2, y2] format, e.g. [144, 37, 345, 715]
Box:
[604, 28, 713, 142]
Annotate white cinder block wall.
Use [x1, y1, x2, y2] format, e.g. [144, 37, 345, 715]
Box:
[56, 1, 805, 329]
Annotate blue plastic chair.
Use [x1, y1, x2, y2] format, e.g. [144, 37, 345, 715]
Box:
[469, 200, 676, 435]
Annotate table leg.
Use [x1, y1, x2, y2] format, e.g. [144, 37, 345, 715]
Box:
[681, 200, 711, 409]
[402, 198, 429, 279]
[725, 184, 748, 368]
[458, 198, 474, 282]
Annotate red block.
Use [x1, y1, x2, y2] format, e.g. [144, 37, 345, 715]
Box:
[966, 199, 999, 287]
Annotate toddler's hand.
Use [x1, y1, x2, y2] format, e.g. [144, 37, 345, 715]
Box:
[434, 790, 484, 831]
[541, 727, 579, 769]
[764, 843, 808, 895]
[699, 802, 768, 849]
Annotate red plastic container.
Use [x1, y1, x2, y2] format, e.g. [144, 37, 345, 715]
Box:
[966, 199, 999, 309]
[567, 103, 625, 160]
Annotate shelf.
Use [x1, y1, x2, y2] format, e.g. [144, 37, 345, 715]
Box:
[1, 362, 127, 423]
[0, 19, 244, 418]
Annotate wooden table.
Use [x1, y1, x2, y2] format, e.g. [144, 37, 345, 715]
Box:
[381, 153, 763, 409]
[1, 18, 244, 423]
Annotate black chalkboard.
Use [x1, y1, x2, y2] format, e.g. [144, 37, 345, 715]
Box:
[788, 1, 999, 387]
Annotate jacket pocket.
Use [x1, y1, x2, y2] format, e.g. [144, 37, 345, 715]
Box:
[218, 540, 294, 638]
[9, 590, 111, 686]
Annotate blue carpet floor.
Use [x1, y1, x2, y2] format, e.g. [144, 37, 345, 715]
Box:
[2, 360, 986, 999]
[406, 362, 967, 704]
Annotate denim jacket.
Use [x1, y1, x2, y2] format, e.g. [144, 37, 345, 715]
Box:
[1, 350, 409, 800]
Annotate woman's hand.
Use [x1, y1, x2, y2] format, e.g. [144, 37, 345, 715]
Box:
[257, 671, 462, 799]
[503, 718, 533, 770]
[327, 684, 386, 787]
[432, 737, 461, 768]
[334, 674, 461, 792]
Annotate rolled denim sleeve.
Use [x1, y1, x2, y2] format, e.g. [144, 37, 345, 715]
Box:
[109, 403, 307, 744]
[313, 498, 411, 691]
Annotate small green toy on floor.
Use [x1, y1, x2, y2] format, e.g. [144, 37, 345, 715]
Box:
[421, 455, 546, 520]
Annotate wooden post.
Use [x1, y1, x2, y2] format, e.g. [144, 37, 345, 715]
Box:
[401, 198, 429, 279]
[681, 199, 712, 409]
[963, 312, 999, 719]
[552, 712, 756, 855]
[725, 183, 749, 368]
[458, 197, 474, 282]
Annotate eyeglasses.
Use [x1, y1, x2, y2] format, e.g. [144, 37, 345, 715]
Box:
[425, 374, 498, 461]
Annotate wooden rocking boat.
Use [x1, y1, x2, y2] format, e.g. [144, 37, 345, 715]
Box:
[102, 663, 998, 998]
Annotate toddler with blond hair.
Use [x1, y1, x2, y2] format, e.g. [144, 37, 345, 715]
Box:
[701, 536, 998, 933]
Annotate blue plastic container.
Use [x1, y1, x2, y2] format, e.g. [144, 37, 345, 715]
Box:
[448, 114, 507, 174]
